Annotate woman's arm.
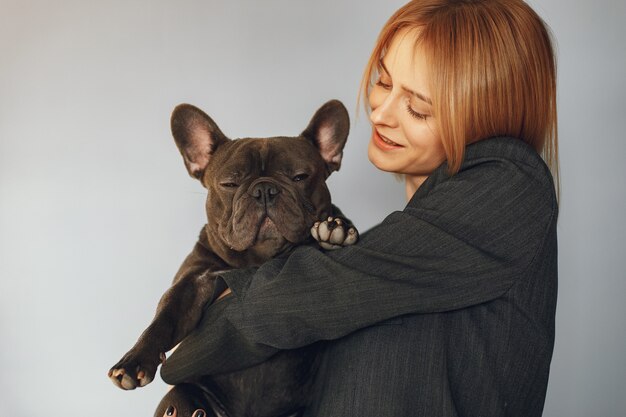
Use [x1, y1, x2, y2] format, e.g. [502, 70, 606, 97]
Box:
[161, 138, 558, 383]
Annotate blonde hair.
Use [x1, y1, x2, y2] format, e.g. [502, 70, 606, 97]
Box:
[360, 0, 559, 194]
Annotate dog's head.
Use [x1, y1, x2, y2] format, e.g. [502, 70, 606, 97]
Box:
[171, 100, 349, 267]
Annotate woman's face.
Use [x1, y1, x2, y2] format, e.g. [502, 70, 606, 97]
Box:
[367, 29, 446, 187]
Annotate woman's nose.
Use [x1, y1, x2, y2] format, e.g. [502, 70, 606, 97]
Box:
[370, 93, 399, 128]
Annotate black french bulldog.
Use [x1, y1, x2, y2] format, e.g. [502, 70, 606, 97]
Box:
[109, 100, 358, 417]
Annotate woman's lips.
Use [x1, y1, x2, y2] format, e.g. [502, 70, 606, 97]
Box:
[372, 129, 403, 150]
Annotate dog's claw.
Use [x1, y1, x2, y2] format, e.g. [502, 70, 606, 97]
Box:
[108, 348, 161, 390]
[329, 224, 346, 244]
[344, 228, 358, 245]
[311, 222, 320, 241]
[109, 367, 139, 390]
[318, 221, 332, 241]
[311, 216, 359, 250]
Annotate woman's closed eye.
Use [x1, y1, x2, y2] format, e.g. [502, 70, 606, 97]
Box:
[375, 76, 430, 121]
[406, 101, 429, 120]
[375, 76, 392, 90]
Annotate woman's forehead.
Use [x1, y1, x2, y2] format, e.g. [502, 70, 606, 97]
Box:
[381, 28, 424, 66]
[380, 29, 431, 92]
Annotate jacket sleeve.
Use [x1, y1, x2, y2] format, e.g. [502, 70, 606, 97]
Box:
[161, 153, 557, 383]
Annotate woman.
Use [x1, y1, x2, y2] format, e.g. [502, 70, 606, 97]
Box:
[161, 0, 559, 416]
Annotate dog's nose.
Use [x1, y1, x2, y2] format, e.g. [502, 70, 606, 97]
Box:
[251, 181, 280, 207]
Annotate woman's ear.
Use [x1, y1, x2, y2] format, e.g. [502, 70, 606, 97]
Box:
[301, 99, 350, 174]
[171, 104, 230, 180]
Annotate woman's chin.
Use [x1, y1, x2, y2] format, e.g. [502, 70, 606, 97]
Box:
[368, 142, 400, 174]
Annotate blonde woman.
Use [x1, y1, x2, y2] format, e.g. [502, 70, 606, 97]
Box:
[161, 1, 559, 416]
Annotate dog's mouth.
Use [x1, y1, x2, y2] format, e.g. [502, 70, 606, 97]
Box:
[257, 216, 279, 238]
[236, 214, 295, 260]
[224, 190, 314, 255]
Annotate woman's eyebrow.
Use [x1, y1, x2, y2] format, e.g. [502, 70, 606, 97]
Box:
[379, 58, 432, 105]
[402, 86, 432, 105]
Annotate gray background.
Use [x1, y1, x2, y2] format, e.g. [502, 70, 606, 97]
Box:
[1, 0, 624, 416]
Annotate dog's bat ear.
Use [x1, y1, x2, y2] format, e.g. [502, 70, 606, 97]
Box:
[171, 104, 230, 180]
[301, 99, 350, 174]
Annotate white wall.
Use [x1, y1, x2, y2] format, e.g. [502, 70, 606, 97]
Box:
[0, 1, 624, 416]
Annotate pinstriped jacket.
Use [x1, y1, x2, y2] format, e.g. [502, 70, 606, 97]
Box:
[162, 136, 559, 417]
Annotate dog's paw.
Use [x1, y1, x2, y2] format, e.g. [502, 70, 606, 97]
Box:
[108, 349, 166, 390]
[311, 216, 359, 250]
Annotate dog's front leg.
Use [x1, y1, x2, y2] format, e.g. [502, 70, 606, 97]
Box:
[108, 270, 218, 390]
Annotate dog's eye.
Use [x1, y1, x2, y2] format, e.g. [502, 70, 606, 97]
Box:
[292, 174, 309, 182]
[220, 182, 239, 188]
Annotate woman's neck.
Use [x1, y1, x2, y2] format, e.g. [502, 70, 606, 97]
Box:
[405, 175, 428, 201]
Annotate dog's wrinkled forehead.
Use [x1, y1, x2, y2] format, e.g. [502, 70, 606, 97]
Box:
[206, 136, 323, 182]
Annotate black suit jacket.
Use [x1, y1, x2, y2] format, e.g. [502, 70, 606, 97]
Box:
[162, 136, 559, 417]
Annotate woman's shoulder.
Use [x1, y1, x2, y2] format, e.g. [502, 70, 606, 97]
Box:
[465, 136, 554, 186]
[398, 137, 558, 270]
[405, 136, 558, 240]
[465, 136, 546, 168]
[414, 136, 556, 207]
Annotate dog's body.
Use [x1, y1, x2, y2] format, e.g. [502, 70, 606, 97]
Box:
[109, 100, 357, 417]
